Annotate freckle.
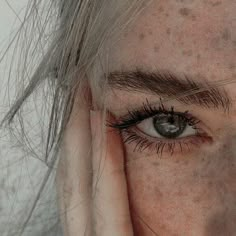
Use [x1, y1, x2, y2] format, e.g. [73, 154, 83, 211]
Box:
[177, 188, 185, 197]
[205, 211, 228, 235]
[179, 7, 191, 17]
[152, 161, 160, 166]
[192, 170, 198, 178]
[148, 30, 153, 35]
[208, 181, 213, 188]
[154, 45, 159, 53]
[182, 49, 193, 56]
[191, 15, 197, 21]
[159, 223, 168, 232]
[139, 33, 145, 40]
[166, 28, 171, 35]
[232, 40, 236, 47]
[223, 143, 228, 149]
[193, 195, 202, 204]
[197, 54, 201, 60]
[174, 159, 180, 164]
[211, 37, 222, 50]
[211, 1, 222, 7]
[183, 160, 189, 165]
[228, 63, 236, 70]
[154, 186, 163, 198]
[222, 28, 231, 41]
[159, 6, 164, 12]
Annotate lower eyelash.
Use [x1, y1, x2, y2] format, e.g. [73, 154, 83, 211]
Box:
[121, 128, 212, 157]
[107, 99, 213, 157]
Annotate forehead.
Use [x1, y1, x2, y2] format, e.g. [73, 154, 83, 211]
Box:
[107, 0, 236, 81]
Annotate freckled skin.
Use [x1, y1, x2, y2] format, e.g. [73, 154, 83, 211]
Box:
[211, 1, 222, 7]
[148, 30, 153, 36]
[233, 40, 236, 48]
[125, 140, 236, 235]
[222, 28, 231, 41]
[179, 7, 191, 17]
[139, 33, 145, 40]
[154, 46, 159, 53]
[182, 49, 193, 56]
[104, 0, 236, 235]
[166, 28, 171, 35]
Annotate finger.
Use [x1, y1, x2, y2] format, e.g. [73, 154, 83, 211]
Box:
[91, 111, 133, 236]
[56, 92, 92, 236]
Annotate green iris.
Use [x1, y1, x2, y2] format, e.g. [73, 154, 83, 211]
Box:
[153, 113, 187, 139]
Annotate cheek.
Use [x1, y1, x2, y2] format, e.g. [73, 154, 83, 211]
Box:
[125, 147, 236, 235]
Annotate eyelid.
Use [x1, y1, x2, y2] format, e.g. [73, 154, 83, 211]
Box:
[108, 101, 197, 130]
[136, 117, 198, 139]
[107, 99, 213, 157]
[120, 127, 212, 157]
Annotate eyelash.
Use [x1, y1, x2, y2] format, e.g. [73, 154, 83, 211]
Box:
[107, 99, 212, 157]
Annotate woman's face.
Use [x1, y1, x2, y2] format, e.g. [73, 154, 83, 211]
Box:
[103, 0, 236, 235]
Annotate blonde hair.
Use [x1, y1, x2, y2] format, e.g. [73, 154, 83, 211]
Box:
[0, 0, 151, 235]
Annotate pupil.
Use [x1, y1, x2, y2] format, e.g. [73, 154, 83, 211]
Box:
[153, 114, 187, 139]
[168, 116, 175, 124]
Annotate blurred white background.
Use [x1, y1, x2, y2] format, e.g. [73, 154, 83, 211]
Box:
[0, 1, 28, 42]
[0, 1, 59, 235]
[0, 0, 28, 115]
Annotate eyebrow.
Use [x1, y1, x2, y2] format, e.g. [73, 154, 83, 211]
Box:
[107, 69, 232, 112]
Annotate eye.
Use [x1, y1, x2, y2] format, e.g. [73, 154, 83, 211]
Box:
[137, 113, 197, 139]
[107, 100, 212, 157]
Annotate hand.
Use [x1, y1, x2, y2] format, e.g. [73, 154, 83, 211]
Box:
[91, 110, 133, 236]
[56, 93, 133, 236]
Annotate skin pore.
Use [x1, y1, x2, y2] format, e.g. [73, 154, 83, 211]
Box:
[101, 0, 236, 235]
